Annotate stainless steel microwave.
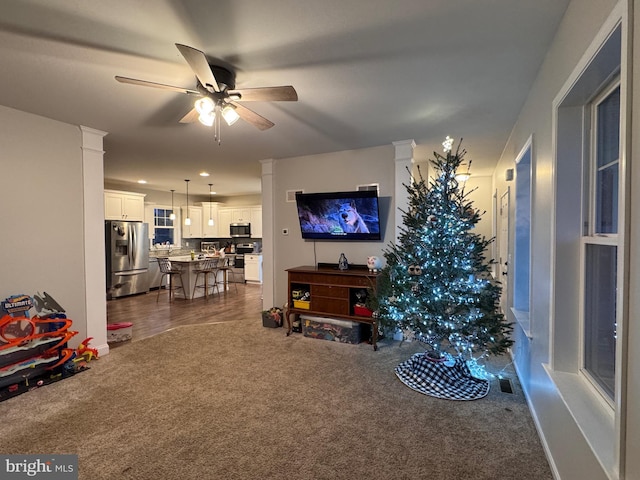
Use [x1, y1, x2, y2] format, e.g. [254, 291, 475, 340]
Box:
[230, 223, 251, 237]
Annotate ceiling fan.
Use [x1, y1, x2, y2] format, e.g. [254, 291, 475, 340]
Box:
[115, 43, 297, 138]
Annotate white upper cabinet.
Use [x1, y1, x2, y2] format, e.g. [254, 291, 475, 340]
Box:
[104, 190, 146, 221]
[218, 205, 262, 238]
[200, 202, 221, 238]
[181, 206, 202, 238]
[250, 206, 262, 238]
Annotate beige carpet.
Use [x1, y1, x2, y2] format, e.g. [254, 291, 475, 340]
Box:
[1, 319, 552, 480]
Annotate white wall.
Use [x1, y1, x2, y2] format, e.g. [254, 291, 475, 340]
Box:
[461, 175, 493, 243]
[0, 105, 102, 350]
[492, 1, 626, 478]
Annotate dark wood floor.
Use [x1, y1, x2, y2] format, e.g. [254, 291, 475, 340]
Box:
[107, 283, 264, 344]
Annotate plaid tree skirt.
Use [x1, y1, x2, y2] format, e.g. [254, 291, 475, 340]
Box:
[395, 353, 490, 400]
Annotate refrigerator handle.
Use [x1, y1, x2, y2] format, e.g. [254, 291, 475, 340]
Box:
[131, 225, 136, 264]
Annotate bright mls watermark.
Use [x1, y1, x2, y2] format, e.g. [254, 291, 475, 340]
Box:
[1, 455, 78, 479]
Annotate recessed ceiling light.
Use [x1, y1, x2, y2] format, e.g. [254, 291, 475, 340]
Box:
[199, 172, 210, 177]
[137, 179, 147, 184]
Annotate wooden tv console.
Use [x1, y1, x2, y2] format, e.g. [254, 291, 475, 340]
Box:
[285, 265, 379, 350]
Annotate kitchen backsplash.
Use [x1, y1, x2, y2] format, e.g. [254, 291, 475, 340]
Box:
[149, 239, 262, 257]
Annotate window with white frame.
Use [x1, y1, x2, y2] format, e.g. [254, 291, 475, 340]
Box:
[513, 139, 532, 335]
[581, 81, 620, 401]
[153, 207, 176, 245]
[551, 14, 624, 472]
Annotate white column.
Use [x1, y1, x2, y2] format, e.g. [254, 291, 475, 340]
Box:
[393, 139, 416, 243]
[260, 158, 275, 311]
[80, 126, 109, 356]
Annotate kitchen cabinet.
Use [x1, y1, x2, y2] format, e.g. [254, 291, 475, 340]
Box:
[218, 206, 251, 223]
[147, 257, 162, 289]
[217, 209, 233, 237]
[144, 204, 156, 240]
[250, 206, 262, 238]
[200, 202, 221, 238]
[104, 190, 146, 221]
[244, 254, 263, 283]
[181, 206, 202, 238]
[218, 205, 261, 238]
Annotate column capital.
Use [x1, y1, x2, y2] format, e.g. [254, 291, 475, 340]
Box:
[392, 139, 416, 161]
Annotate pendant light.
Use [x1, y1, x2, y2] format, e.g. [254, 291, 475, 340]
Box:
[208, 183, 214, 226]
[184, 179, 191, 226]
[169, 189, 176, 220]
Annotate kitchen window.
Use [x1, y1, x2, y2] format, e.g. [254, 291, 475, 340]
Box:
[153, 208, 176, 245]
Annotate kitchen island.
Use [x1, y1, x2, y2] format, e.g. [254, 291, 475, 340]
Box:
[164, 255, 234, 299]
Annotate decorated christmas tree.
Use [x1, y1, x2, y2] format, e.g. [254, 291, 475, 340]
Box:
[376, 137, 512, 370]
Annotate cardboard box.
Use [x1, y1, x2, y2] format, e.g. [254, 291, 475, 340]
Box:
[301, 315, 362, 344]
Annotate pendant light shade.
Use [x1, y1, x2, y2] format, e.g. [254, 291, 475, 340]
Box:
[184, 179, 191, 226]
[169, 189, 176, 220]
[208, 183, 214, 226]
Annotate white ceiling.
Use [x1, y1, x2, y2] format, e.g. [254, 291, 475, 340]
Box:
[0, 0, 569, 197]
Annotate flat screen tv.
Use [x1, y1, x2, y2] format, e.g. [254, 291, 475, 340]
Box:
[295, 190, 382, 240]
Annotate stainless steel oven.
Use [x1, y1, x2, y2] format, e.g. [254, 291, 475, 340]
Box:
[231, 243, 255, 282]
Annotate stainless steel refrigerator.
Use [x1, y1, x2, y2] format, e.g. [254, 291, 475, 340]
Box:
[105, 221, 150, 298]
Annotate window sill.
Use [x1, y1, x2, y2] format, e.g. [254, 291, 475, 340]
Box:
[511, 308, 532, 339]
[543, 364, 615, 476]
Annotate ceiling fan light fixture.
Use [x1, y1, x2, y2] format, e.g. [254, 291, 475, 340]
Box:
[195, 97, 214, 115]
[198, 110, 215, 127]
[221, 105, 240, 126]
[116, 44, 298, 135]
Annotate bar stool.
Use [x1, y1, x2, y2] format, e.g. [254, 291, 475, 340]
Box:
[207, 257, 226, 295]
[192, 258, 217, 299]
[218, 256, 239, 293]
[157, 258, 185, 302]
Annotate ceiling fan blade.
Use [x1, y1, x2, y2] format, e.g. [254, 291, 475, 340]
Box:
[179, 108, 200, 124]
[115, 76, 199, 95]
[229, 86, 298, 102]
[232, 103, 275, 130]
[175, 43, 219, 93]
